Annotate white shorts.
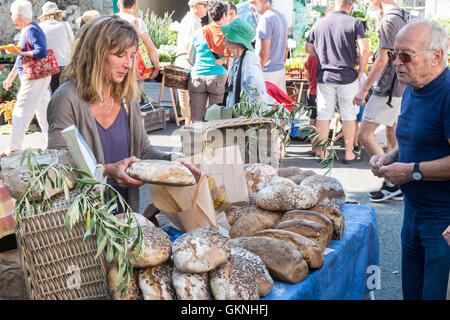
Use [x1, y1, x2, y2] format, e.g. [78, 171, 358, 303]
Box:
[263, 68, 286, 94]
[362, 94, 402, 127]
[316, 80, 359, 121]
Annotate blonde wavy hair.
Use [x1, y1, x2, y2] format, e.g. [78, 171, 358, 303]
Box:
[62, 15, 139, 104]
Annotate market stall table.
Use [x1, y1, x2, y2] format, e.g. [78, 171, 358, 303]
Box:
[163, 203, 379, 300]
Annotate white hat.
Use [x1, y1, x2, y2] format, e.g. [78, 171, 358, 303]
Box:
[38, 1, 67, 20]
[188, 0, 209, 6]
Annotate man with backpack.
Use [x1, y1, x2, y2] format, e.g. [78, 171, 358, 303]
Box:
[118, 0, 160, 80]
[353, 0, 407, 203]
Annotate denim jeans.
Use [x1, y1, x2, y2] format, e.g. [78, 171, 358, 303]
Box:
[401, 199, 450, 300]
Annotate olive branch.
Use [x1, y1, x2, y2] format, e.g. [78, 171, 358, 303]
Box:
[14, 149, 144, 298]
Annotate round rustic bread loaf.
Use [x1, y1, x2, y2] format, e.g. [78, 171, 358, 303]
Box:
[300, 175, 345, 208]
[116, 212, 154, 229]
[224, 205, 282, 226]
[309, 205, 345, 240]
[228, 246, 274, 297]
[126, 160, 196, 186]
[255, 229, 324, 269]
[172, 268, 213, 300]
[255, 176, 318, 211]
[138, 261, 176, 300]
[209, 247, 260, 300]
[127, 224, 172, 268]
[172, 226, 229, 273]
[277, 166, 303, 178]
[108, 263, 142, 300]
[275, 219, 332, 251]
[280, 210, 333, 238]
[228, 236, 309, 284]
[244, 163, 278, 203]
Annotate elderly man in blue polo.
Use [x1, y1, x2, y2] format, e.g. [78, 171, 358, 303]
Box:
[220, 18, 271, 108]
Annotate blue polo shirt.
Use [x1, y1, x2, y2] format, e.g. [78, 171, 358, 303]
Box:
[396, 67, 450, 213]
[14, 22, 48, 78]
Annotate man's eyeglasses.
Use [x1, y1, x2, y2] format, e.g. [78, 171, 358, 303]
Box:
[197, 2, 208, 7]
[387, 49, 430, 63]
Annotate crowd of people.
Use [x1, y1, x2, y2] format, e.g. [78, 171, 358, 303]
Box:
[0, 0, 449, 300]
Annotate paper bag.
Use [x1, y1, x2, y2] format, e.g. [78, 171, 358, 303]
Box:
[150, 174, 217, 232]
[189, 145, 250, 208]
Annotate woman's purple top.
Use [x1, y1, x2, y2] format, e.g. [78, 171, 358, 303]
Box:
[95, 105, 131, 204]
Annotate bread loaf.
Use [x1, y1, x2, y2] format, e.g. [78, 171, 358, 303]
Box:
[309, 205, 345, 240]
[116, 212, 154, 229]
[224, 205, 282, 238]
[255, 176, 318, 211]
[277, 167, 317, 184]
[275, 219, 332, 251]
[126, 160, 196, 186]
[172, 268, 213, 300]
[210, 247, 260, 300]
[228, 236, 308, 284]
[108, 263, 142, 300]
[128, 224, 172, 268]
[244, 163, 278, 203]
[138, 261, 176, 300]
[300, 175, 345, 208]
[254, 229, 324, 269]
[280, 210, 333, 240]
[172, 226, 229, 273]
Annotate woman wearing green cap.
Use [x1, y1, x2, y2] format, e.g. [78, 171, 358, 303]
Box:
[221, 17, 271, 108]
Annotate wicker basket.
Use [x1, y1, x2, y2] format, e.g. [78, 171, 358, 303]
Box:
[15, 192, 110, 300]
[163, 54, 190, 90]
[141, 103, 166, 132]
[180, 118, 280, 167]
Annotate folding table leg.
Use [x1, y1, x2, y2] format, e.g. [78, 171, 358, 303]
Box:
[168, 88, 185, 126]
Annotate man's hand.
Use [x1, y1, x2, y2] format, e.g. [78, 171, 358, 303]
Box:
[369, 153, 396, 178]
[174, 157, 202, 181]
[378, 162, 414, 186]
[353, 88, 369, 106]
[443, 225, 450, 246]
[5, 46, 21, 56]
[104, 156, 145, 188]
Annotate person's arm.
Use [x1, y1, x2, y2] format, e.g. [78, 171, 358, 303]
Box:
[186, 42, 195, 66]
[140, 32, 160, 79]
[258, 38, 271, 70]
[284, 38, 289, 64]
[2, 65, 18, 91]
[353, 47, 389, 105]
[356, 37, 370, 80]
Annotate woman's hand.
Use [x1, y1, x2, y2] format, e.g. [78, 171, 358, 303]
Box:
[104, 156, 145, 188]
[5, 46, 21, 56]
[3, 77, 13, 91]
[149, 65, 160, 79]
[174, 157, 202, 180]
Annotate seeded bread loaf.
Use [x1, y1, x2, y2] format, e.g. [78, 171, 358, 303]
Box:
[228, 236, 308, 284]
[254, 229, 324, 269]
[127, 224, 172, 268]
[126, 159, 196, 186]
[138, 261, 176, 300]
[172, 268, 213, 300]
[209, 247, 260, 300]
[224, 205, 282, 226]
[275, 219, 332, 251]
[108, 263, 142, 300]
[172, 226, 229, 273]
[308, 205, 345, 240]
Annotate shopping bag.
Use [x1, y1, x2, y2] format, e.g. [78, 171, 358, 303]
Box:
[22, 26, 59, 81]
[133, 19, 154, 80]
[150, 174, 217, 232]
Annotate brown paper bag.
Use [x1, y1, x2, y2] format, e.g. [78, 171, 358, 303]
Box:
[150, 174, 217, 232]
[188, 145, 250, 208]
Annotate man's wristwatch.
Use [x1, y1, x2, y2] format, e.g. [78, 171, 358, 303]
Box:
[412, 162, 423, 181]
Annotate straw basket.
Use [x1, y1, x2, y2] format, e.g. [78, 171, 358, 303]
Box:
[15, 192, 109, 300]
[163, 54, 190, 90]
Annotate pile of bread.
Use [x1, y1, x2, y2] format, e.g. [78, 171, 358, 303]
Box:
[108, 223, 273, 300]
[107, 163, 347, 300]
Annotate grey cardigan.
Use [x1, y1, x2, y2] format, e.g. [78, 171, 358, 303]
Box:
[47, 80, 171, 212]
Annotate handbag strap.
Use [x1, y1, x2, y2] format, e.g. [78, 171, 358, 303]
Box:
[222, 49, 247, 106]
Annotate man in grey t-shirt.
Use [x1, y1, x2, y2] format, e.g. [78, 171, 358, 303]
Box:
[306, 0, 369, 163]
[353, 0, 407, 202]
[249, 0, 288, 93]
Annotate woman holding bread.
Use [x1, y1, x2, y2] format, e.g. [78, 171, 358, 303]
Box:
[47, 15, 199, 212]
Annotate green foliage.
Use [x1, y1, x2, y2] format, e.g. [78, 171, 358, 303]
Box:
[285, 57, 305, 71]
[0, 71, 20, 100]
[15, 149, 144, 298]
[0, 54, 16, 64]
[139, 10, 176, 48]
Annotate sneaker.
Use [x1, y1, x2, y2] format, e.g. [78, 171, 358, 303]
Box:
[370, 185, 402, 202]
[392, 193, 404, 201]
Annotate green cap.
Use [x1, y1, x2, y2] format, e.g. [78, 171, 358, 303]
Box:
[220, 18, 255, 51]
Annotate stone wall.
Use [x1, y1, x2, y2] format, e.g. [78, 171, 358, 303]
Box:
[0, 0, 113, 44]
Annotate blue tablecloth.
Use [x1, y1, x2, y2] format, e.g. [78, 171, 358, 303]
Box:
[163, 204, 380, 300]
